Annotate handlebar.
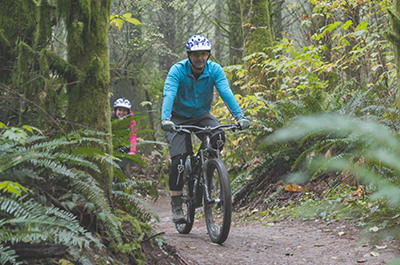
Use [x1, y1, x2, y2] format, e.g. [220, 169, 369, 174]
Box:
[175, 123, 241, 134]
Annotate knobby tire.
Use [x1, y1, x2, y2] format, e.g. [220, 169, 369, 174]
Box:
[175, 160, 195, 234]
[204, 158, 232, 244]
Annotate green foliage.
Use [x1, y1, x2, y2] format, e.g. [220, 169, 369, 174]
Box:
[270, 115, 400, 189]
[268, 114, 400, 240]
[225, 0, 397, 207]
[110, 13, 141, 32]
[0, 244, 20, 265]
[109, 210, 156, 265]
[111, 115, 136, 153]
[0, 124, 124, 263]
[0, 181, 27, 196]
[112, 179, 159, 223]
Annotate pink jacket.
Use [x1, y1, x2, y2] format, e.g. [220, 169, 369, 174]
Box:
[129, 111, 137, 154]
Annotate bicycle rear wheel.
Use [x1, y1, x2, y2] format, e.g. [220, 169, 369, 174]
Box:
[175, 160, 195, 234]
[204, 158, 232, 244]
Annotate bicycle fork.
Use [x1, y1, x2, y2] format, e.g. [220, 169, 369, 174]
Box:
[200, 149, 216, 207]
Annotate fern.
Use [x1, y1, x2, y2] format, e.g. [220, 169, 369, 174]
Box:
[0, 120, 164, 263]
[112, 179, 159, 222]
[268, 114, 400, 203]
[113, 190, 159, 222]
[0, 244, 21, 265]
[0, 125, 124, 262]
[0, 196, 102, 245]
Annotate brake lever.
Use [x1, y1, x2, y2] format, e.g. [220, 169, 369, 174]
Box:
[232, 123, 241, 132]
[175, 127, 191, 134]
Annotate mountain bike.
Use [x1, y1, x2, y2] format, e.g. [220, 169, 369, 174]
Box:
[174, 123, 241, 244]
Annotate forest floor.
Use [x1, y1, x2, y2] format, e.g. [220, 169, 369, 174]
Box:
[147, 193, 400, 265]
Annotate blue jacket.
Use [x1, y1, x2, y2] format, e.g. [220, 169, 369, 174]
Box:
[161, 59, 244, 121]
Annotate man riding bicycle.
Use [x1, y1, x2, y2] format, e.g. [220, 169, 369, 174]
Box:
[161, 34, 251, 224]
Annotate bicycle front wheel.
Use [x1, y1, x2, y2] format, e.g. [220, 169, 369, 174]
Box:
[203, 158, 232, 244]
[175, 160, 195, 234]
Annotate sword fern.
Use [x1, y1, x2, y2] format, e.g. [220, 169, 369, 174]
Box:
[0, 124, 121, 263]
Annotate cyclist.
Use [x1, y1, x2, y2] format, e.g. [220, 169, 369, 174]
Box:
[111, 98, 137, 172]
[160, 34, 250, 224]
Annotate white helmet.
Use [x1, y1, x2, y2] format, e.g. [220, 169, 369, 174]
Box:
[185, 35, 211, 52]
[114, 98, 131, 109]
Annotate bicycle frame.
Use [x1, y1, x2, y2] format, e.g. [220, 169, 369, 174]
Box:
[176, 124, 239, 208]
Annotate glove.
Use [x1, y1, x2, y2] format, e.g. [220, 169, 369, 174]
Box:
[238, 118, 250, 130]
[161, 119, 176, 132]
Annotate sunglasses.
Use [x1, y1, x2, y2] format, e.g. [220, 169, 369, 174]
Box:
[190, 51, 210, 58]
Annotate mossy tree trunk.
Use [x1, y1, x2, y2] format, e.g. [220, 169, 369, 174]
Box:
[158, 0, 177, 75]
[227, 0, 244, 94]
[187, 0, 194, 32]
[213, 0, 223, 62]
[64, 0, 113, 199]
[240, 0, 274, 90]
[228, 0, 243, 65]
[0, 0, 37, 125]
[386, 0, 400, 112]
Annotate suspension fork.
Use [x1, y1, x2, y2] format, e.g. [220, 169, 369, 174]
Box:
[200, 138, 214, 205]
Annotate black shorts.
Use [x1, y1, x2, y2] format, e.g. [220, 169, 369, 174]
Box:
[165, 113, 220, 158]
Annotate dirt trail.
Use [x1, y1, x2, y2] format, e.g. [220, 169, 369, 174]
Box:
[149, 195, 399, 265]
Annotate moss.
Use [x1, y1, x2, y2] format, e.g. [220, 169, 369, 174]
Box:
[44, 49, 80, 82]
[0, 30, 10, 49]
[62, 0, 113, 198]
[35, 0, 56, 48]
[78, 0, 91, 19]
[241, 0, 274, 55]
[0, 0, 36, 85]
[15, 41, 34, 84]
[109, 210, 154, 264]
[240, 0, 274, 88]
[388, 0, 400, 113]
[2, 0, 113, 197]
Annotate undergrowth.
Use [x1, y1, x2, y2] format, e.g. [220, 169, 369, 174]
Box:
[0, 123, 162, 264]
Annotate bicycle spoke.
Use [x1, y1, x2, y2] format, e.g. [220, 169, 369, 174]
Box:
[204, 159, 232, 244]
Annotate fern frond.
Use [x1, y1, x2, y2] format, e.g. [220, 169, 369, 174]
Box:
[0, 168, 37, 183]
[68, 245, 94, 265]
[0, 197, 28, 218]
[112, 190, 159, 222]
[0, 197, 103, 248]
[0, 228, 50, 245]
[0, 243, 21, 265]
[56, 153, 100, 172]
[67, 174, 122, 243]
[29, 158, 78, 178]
[1, 126, 122, 249]
[113, 152, 147, 165]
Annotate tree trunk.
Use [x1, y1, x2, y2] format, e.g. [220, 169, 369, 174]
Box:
[65, 0, 113, 199]
[187, 0, 195, 35]
[213, 0, 223, 62]
[394, 0, 400, 113]
[158, 0, 177, 75]
[228, 0, 243, 65]
[240, 0, 274, 56]
[227, 0, 244, 94]
[240, 0, 274, 89]
[9, 243, 67, 260]
[273, 0, 284, 40]
[385, 0, 400, 111]
[0, 0, 36, 125]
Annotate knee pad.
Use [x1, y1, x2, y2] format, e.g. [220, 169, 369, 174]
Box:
[169, 153, 188, 191]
